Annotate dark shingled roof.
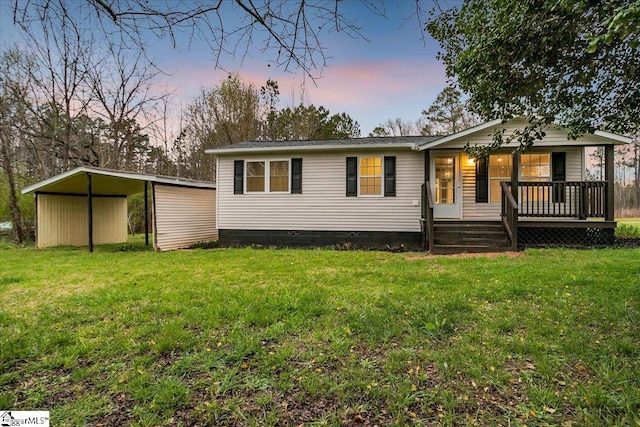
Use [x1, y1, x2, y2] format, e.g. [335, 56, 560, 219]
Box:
[207, 135, 444, 153]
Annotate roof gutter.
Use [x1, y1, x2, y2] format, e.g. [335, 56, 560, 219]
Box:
[206, 143, 418, 155]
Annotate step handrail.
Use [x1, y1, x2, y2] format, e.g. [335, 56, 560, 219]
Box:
[500, 181, 519, 251]
[421, 182, 434, 252]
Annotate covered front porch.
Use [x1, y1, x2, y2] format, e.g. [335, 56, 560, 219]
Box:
[413, 118, 631, 253]
[498, 143, 616, 251]
[420, 145, 618, 253]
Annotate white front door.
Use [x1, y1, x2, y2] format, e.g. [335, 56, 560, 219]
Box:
[431, 154, 462, 218]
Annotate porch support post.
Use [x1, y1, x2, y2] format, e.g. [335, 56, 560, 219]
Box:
[511, 152, 519, 201]
[424, 149, 430, 184]
[604, 144, 615, 221]
[144, 181, 149, 246]
[423, 149, 431, 252]
[86, 172, 93, 253]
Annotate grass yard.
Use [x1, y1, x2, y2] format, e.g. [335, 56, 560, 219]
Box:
[618, 218, 640, 228]
[1, 244, 639, 426]
[616, 218, 640, 238]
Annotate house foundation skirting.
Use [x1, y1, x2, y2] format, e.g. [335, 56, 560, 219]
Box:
[518, 221, 616, 248]
[219, 229, 422, 250]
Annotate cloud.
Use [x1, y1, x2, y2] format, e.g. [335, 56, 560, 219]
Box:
[154, 56, 448, 135]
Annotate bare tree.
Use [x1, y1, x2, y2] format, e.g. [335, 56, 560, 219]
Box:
[87, 45, 166, 170]
[0, 50, 33, 243]
[147, 94, 181, 176]
[10, 0, 391, 79]
[9, 0, 444, 78]
[21, 2, 95, 176]
[181, 73, 261, 180]
[370, 118, 419, 137]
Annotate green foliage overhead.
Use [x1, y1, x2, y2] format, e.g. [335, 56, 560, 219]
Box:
[428, 0, 640, 153]
[272, 104, 361, 141]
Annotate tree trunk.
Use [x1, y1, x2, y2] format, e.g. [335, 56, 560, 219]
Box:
[634, 141, 640, 209]
[0, 136, 25, 244]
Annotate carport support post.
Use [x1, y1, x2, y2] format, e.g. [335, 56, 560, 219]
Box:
[144, 181, 149, 246]
[87, 172, 93, 252]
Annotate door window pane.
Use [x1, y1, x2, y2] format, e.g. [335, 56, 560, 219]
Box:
[435, 157, 455, 204]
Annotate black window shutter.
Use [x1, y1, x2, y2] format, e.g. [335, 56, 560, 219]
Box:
[384, 156, 396, 196]
[346, 157, 357, 196]
[233, 160, 244, 194]
[291, 158, 302, 193]
[551, 152, 566, 181]
[475, 157, 489, 203]
[552, 152, 566, 202]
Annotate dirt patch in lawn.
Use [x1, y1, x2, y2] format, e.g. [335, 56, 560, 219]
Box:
[405, 251, 524, 261]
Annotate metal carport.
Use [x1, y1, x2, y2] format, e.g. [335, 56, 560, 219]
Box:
[21, 167, 217, 252]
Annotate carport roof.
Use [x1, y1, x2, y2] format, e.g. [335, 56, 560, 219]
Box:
[22, 166, 216, 196]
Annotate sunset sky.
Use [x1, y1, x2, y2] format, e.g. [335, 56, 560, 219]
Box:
[0, 0, 458, 136]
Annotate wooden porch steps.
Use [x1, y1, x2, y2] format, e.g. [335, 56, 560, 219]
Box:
[431, 221, 512, 254]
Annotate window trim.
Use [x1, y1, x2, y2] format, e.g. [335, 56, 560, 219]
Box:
[244, 159, 292, 194]
[268, 159, 291, 193]
[245, 160, 266, 193]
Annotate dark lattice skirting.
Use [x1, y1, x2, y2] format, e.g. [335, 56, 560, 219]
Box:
[518, 222, 616, 248]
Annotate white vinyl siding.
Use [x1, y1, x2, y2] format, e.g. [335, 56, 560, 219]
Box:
[218, 150, 423, 232]
[153, 185, 217, 251]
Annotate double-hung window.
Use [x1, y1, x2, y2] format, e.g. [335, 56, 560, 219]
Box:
[489, 154, 512, 202]
[346, 156, 396, 197]
[359, 157, 383, 196]
[246, 160, 290, 193]
[521, 153, 550, 202]
[269, 160, 289, 192]
[521, 154, 550, 182]
[246, 161, 266, 192]
[235, 158, 301, 194]
[486, 153, 551, 202]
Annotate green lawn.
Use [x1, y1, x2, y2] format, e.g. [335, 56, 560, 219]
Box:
[618, 217, 640, 228]
[616, 218, 640, 238]
[1, 244, 639, 426]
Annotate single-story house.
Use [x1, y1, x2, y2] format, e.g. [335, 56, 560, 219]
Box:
[207, 118, 630, 253]
[21, 167, 217, 252]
